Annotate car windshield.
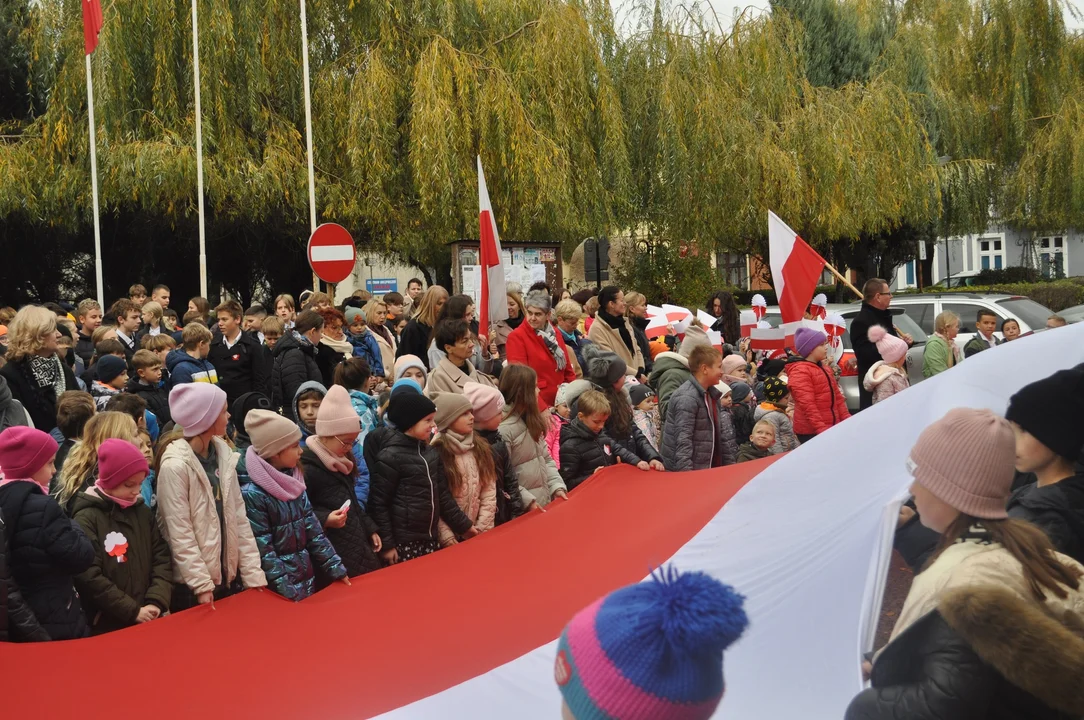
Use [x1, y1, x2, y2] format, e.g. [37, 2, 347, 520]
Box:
[996, 297, 1054, 332]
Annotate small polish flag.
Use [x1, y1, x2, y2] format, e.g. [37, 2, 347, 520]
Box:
[478, 157, 508, 337]
[750, 326, 786, 351]
[644, 314, 670, 339]
[751, 294, 768, 320]
[740, 310, 758, 338]
[696, 309, 717, 328]
[706, 330, 724, 351]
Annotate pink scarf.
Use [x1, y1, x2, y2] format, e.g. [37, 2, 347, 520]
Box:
[306, 437, 354, 476]
[245, 446, 307, 501]
[89, 483, 138, 508]
[0, 477, 47, 491]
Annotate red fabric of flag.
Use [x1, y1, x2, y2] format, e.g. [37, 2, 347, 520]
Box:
[84, 0, 104, 55]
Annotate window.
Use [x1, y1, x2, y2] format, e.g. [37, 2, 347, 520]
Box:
[718, 253, 749, 289]
[898, 302, 935, 335]
[978, 237, 1004, 270]
[905, 261, 915, 287]
[1038, 236, 1067, 279]
[942, 303, 999, 334]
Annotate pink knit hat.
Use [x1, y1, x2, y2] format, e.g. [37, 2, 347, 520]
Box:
[868, 325, 908, 364]
[246, 409, 302, 459]
[722, 355, 748, 375]
[0, 427, 58, 480]
[170, 383, 228, 438]
[316, 385, 360, 437]
[907, 408, 1016, 519]
[97, 439, 149, 490]
[463, 381, 504, 424]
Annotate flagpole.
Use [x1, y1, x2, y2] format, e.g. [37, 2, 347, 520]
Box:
[190, 0, 208, 299]
[300, 0, 319, 292]
[85, 53, 104, 307]
[824, 261, 862, 299]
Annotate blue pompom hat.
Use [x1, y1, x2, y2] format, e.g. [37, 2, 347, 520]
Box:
[554, 566, 748, 719]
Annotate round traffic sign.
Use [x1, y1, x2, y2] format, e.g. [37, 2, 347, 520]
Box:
[307, 223, 356, 284]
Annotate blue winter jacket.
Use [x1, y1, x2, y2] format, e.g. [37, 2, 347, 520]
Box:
[348, 390, 382, 509]
[165, 348, 219, 386]
[347, 331, 384, 379]
[240, 467, 347, 602]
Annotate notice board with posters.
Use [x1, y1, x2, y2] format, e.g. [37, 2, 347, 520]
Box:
[450, 240, 564, 307]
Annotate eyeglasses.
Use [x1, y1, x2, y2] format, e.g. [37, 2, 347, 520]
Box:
[877, 291, 893, 297]
[332, 436, 353, 450]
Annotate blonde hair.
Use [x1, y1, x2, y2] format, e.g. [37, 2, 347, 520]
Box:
[364, 300, 387, 326]
[414, 286, 449, 327]
[261, 316, 285, 336]
[182, 322, 213, 349]
[577, 389, 611, 417]
[274, 294, 295, 312]
[935, 311, 959, 334]
[555, 299, 584, 323]
[54, 411, 139, 508]
[141, 301, 163, 322]
[506, 291, 526, 320]
[752, 419, 777, 437]
[6, 306, 58, 362]
[584, 296, 599, 316]
[623, 292, 646, 316]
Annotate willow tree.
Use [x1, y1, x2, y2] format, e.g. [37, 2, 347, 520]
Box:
[0, 0, 628, 302]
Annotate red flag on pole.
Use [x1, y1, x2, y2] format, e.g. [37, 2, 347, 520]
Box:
[768, 211, 826, 324]
[84, 0, 104, 55]
[478, 157, 508, 338]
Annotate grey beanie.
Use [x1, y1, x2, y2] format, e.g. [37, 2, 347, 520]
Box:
[582, 343, 627, 386]
[556, 379, 594, 409]
[679, 324, 713, 358]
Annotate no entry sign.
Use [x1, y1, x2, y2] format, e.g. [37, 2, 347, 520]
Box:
[307, 223, 356, 284]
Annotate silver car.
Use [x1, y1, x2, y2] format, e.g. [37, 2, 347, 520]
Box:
[760, 304, 928, 413]
[887, 293, 1053, 351]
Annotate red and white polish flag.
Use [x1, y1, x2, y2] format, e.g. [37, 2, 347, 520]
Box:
[769, 212, 827, 324]
[740, 309, 758, 338]
[478, 157, 508, 337]
[84, 0, 104, 55]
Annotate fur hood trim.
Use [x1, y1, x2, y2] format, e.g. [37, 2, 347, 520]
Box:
[940, 584, 1084, 715]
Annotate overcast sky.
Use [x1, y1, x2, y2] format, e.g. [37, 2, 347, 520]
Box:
[611, 0, 1083, 36]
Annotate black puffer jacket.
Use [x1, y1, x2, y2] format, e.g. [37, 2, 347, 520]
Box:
[367, 429, 473, 548]
[299, 447, 382, 578]
[0, 481, 94, 640]
[629, 316, 655, 375]
[845, 586, 1084, 720]
[605, 413, 661, 465]
[395, 319, 433, 370]
[0, 357, 78, 433]
[0, 506, 50, 642]
[125, 377, 172, 427]
[476, 427, 524, 524]
[270, 332, 322, 419]
[1008, 474, 1084, 564]
[559, 420, 641, 490]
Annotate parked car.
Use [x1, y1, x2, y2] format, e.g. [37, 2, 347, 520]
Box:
[760, 305, 928, 413]
[931, 270, 981, 289]
[888, 293, 1053, 350]
[1056, 304, 1084, 324]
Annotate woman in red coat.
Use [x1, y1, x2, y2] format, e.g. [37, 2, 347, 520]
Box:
[787, 327, 850, 443]
[505, 291, 576, 410]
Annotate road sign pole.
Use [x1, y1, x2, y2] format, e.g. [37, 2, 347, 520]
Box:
[594, 239, 601, 290]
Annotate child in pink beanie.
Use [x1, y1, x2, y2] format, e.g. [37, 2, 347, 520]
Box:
[71, 438, 173, 634]
[861, 325, 910, 405]
[157, 382, 267, 611]
[464, 381, 524, 524]
[0, 426, 94, 639]
[555, 565, 748, 719]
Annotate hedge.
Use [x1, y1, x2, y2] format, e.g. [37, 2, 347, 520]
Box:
[899, 279, 1084, 311]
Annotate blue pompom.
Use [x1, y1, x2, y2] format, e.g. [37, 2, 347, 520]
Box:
[647, 565, 749, 655]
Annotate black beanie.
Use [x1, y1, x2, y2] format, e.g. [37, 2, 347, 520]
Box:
[1006, 366, 1084, 460]
[387, 391, 437, 432]
[232, 392, 273, 439]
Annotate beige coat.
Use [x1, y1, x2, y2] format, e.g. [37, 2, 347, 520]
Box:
[587, 315, 645, 376]
[499, 408, 566, 508]
[426, 357, 498, 397]
[891, 537, 1084, 644]
[372, 328, 397, 381]
[156, 436, 267, 595]
[437, 453, 497, 547]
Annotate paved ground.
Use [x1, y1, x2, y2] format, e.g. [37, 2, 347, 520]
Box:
[875, 550, 914, 649]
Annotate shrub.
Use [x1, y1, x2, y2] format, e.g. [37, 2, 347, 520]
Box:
[901, 280, 1084, 311]
[974, 267, 1040, 284]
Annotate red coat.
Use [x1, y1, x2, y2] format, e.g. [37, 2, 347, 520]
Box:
[787, 359, 851, 436]
[505, 321, 576, 410]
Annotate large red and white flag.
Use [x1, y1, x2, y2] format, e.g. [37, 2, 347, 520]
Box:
[769, 211, 826, 324]
[478, 157, 508, 337]
[83, 0, 104, 55]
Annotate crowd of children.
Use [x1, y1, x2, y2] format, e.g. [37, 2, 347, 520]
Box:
[0, 282, 872, 641]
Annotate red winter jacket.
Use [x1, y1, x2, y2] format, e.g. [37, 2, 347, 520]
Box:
[505, 321, 576, 410]
[787, 359, 851, 436]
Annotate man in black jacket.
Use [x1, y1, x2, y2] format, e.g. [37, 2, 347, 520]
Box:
[1005, 366, 1084, 563]
[850, 278, 912, 411]
[270, 309, 324, 419]
[208, 300, 269, 409]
